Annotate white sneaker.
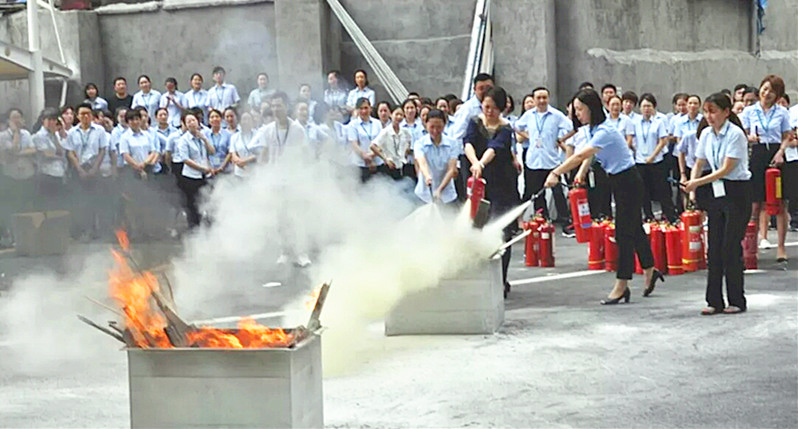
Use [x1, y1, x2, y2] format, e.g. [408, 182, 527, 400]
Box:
[295, 253, 312, 268]
[276, 254, 289, 264]
[759, 238, 773, 249]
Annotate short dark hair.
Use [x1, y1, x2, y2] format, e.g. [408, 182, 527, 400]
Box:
[60, 105, 74, 115]
[687, 94, 702, 104]
[212, 66, 226, 75]
[271, 91, 289, 104]
[443, 93, 458, 102]
[84, 82, 98, 97]
[578, 81, 594, 90]
[355, 97, 371, 108]
[354, 69, 369, 86]
[574, 89, 605, 127]
[782, 94, 791, 104]
[113, 76, 126, 85]
[76, 102, 93, 113]
[601, 83, 617, 93]
[257, 72, 269, 80]
[408, 92, 420, 98]
[427, 109, 446, 123]
[473, 73, 494, 85]
[704, 92, 744, 131]
[672, 92, 688, 104]
[125, 109, 139, 122]
[155, 107, 168, 117]
[621, 91, 639, 105]
[743, 86, 757, 95]
[137, 75, 151, 84]
[639, 93, 658, 108]
[190, 73, 203, 82]
[532, 87, 549, 96]
[376, 101, 393, 112]
[760, 74, 786, 99]
[165, 77, 178, 89]
[733, 83, 748, 92]
[41, 108, 59, 120]
[483, 86, 507, 111]
[208, 109, 223, 119]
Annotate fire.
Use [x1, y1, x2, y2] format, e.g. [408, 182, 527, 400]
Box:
[109, 230, 295, 349]
[305, 286, 322, 311]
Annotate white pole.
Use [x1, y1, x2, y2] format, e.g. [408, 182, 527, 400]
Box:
[27, 0, 45, 117]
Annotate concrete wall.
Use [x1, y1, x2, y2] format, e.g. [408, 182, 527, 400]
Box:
[96, 1, 278, 107]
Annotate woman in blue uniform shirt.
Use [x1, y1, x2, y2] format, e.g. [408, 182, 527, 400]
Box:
[415, 110, 458, 204]
[682, 93, 752, 315]
[544, 89, 663, 304]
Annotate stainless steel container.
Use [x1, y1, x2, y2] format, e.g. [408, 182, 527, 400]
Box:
[127, 334, 323, 428]
[385, 257, 504, 335]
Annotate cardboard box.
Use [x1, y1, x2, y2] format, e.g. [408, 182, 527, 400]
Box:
[12, 211, 71, 256]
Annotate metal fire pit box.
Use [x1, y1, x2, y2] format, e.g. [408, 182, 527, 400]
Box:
[385, 257, 504, 335]
[127, 334, 323, 428]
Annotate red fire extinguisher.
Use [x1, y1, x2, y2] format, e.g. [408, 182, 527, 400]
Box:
[524, 219, 540, 267]
[604, 221, 618, 272]
[765, 166, 782, 216]
[467, 176, 487, 220]
[665, 224, 683, 275]
[569, 185, 592, 243]
[538, 220, 555, 267]
[681, 208, 703, 272]
[742, 221, 758, 270]
[635, 223, 651, 274]
[650, 222, 667, 274]
[588, 220, 605, 270]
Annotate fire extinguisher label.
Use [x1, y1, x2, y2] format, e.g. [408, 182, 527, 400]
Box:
[541, 233, 550, 239]
[578, 202, 590, 217]
[689, 242, 701, 251]
[775, 177, 781, 199]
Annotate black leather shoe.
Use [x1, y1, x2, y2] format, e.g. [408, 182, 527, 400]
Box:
[601, 287, 630, 305]
[643, 269, 664, 297]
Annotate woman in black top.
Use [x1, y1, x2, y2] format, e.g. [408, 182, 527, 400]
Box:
[464, 86, 520, 297]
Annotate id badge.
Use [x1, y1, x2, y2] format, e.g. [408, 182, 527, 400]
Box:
[712, 180, 726, 198]
[588, 170, 596, 188]
[535, 138, 543, 148]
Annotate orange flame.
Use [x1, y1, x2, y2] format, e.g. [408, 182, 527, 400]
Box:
[304, 286, 322, 311]
[109, 230, 295, 349]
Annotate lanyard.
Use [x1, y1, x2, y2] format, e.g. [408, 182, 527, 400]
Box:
[755, 106, 776, 134]
[191, 91, 203, 106]
[276, 124, 290, 147]
[142, 92, 151, 107]
[211, 132, 221, 151]
[360, 121, 377, 140]
[215, 86, 225, 105]
[640, 119, 653, 149]
[708, 122, 729, 171]
[534, 111, 548, 136]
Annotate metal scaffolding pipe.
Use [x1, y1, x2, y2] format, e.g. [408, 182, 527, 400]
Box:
[27, 0, 45, 117]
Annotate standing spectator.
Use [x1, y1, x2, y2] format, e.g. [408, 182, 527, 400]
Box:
[324, 70, 348, 110]
[185, 73, 210, 122]
[296, 83, 317, 123]
[247, 72, 275, 113]
[131, 75, 162, 116]
[400, 98, 425, 146]
[514, 87, 572, 230]
[254, 92, 306, 165]
[346, 69, 376, 113]
[207, 66, 241, 114]
[59, 105, 75, 137]
[347, 97, 383, 182]
[316, 104, 346, 147]
[224, 107, 240, 134]
[33, 109, 67, 210]
[601, 83, 617, 111]
[0, 108, 36, 215]
[109, 107, 129, 177]
[119, 109, 159, 180]
[203, 109, 232, 175]
[376, 101, 393, 128]
[295, 101, 323, 148]
[84, 83, 108, 112]
[174, 112, 215, 229]
[107, 77, 133, 117]
[230, 112, 261, 178]
[742, 87, 758, 107]
[159, 77, 186, 129]
[733, 84, 748, 102]
[63, 103, 109, 239]
[451, 73, 494, 200]
[370, 106, 412, 181]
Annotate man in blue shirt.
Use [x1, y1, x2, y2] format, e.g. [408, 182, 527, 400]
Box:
[207, 66, 241, 114]
[450, 73, 494, 201]
[515, 87, 573, 230]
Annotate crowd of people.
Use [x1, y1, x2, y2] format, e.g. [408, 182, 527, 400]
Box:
[0, 67, 796, 313]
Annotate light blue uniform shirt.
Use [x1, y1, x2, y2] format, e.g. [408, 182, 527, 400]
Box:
[159, 91, 187, 128]
[247, 88, 275, 111]
[630, 115, 668, 164]
[110, 124, 128, 167]
[414, 134, 458, 204]
[86, 97, 108, 112]
[119, 129, 157, 166]
[695, 120, 751, 181]
[174, 132, 209, 179]
[585, 123, 635, 175]
[400, 119, 425, 145]
[63, 123, 110, 166]
[346, 87, 376, 109]
[673, 129, 710, 171]
[515, 106, 572, 170]
[787, 105, 798, 162]
[741, 102, 791, 145]
[202, 128, 232, 170]
[207, 83, 241, 112]
[450, 96, 482, 154]
[165, 130, 184, 154]
[131, 90, 162, 115]
[144, 127, 166, 173]
[230, 130, 261, 177]
[621, 111, 641, 137]
[347, 116, 383, 167]
[673, 114, 703, 138]
[185, 89, 210, 121]
[604, 115, 631, 135]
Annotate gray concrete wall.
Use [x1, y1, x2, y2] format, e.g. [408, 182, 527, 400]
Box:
[96, 2, 278, 106]
[337, 0, 474, 103]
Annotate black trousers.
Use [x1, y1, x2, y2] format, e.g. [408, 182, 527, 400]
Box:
[608, 167, 654, 280]
[179, 176, 206, 228]
[489, 201, 515, 286]
[704, 180, 751, 310]
[456, 154, 471, 202]
[587, 163, 612, 219]
[524, 168, 570, 223]
[637, 161, 676, 221]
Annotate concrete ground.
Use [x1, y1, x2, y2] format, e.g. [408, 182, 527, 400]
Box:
[0, 231, 796, 428]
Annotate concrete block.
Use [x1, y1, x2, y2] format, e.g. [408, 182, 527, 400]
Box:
[385, 257, 504, 336]
[128, 334, 323, 429]
[11, 211, 70, 256]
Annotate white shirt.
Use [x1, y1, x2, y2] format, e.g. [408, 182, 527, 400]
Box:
[347, 116, 383, 167]
[253, 118, 307, 163]
[207, 83, 241, 111]
[695, 120, 751, 181]
[131, 90, 162, 115]
[33, 128, 66, 178]
[63, 123, 110, 167]
[230, 129, 261, 177]
[119, 129, 157, 166]
[175, 132, 209, 179]
[629, 115, 668, 164]
[787, 105, 798, 162]
[372, 125, 412, 167]
[159, 91, 187, 128]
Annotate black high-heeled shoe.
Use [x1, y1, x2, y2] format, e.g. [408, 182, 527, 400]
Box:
[643, 269, 664, 297]
[600, 287, 630, 305]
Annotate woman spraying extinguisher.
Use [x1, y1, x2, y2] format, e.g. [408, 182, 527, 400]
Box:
[543, 89, 663, 305]
[681, 93, 751, 315]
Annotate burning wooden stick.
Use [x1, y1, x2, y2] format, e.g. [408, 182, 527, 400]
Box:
[306, 282, 331, 333]
[150, 288, 195, 347]
[76, 315, 125, 344]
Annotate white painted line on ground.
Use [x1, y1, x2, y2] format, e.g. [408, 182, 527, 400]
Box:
[191, 311, 286, 325]
[509, 269, 605, 287]
[785, 242, 798, 247]
[744, 269, 767, 274]
[262, 282, 283, 288]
